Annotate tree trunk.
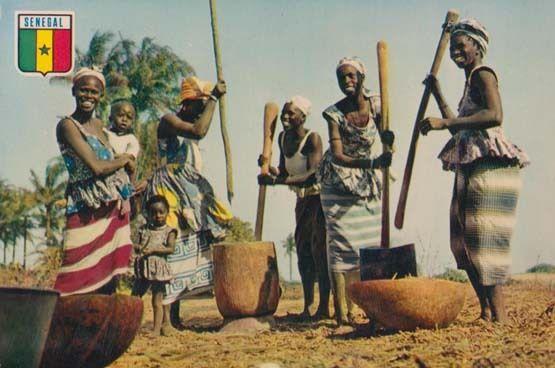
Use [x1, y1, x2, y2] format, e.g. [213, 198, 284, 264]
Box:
[23, 216, 28, 269]
[2, 242, 5, 264]
[289, 252, 293, 281]
[45, 205, 52, 246]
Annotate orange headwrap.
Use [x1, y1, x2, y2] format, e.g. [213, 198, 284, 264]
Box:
[180, 76, 213, 102]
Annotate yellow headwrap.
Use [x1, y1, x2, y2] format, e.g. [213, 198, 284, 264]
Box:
[180, 76, 213, 102]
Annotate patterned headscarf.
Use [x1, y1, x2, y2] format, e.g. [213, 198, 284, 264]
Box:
[73, 67, 106, 90]
[180, 76, 213, 102]
[287, 95, 312, 116]
[336, 56, 367, 76]
[451, 18, 490, 56]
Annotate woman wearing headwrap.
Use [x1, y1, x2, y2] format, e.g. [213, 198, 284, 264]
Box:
[419, 19, 529, 323]
[318, 57, 394, 325]
[143, 76, 232, 329]
[55, 67, 135, 295]
[258, 96, 330, 320]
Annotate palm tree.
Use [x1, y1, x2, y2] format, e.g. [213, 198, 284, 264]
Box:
[281, 233, 296, 281]
[29, 157, 67, 248]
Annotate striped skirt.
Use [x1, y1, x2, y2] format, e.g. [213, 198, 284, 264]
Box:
[320, 185, 381, 272]
[163, 231, 213, 305]
[54, 202, 132, 296]
[451, 160, 522, 285]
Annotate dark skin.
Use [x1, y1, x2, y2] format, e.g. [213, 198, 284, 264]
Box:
[258, 103, 322, 187]
[56, 76, 135, 177]
[419, 34, 507, 324]
[258, 102, 330, 320]
[158, 80, 226, 140]
[159, 79, 226, 329]
[327, 65, 393, 169]
[132, 201, 177, 336]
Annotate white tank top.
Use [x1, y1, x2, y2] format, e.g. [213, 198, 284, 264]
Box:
[281, 130, 320, 197]
[282, 130, 312, 175]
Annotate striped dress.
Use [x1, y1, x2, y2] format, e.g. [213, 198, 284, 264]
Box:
[438, 65, 529, 285]
[144, 134, 230, 305]
[55, 117, 134, 296]
[317, 92, 382, 273]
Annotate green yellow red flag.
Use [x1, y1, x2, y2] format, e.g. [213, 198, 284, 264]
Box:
[16, 12, 74, 76]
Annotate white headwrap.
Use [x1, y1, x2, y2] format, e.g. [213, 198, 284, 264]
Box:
[336, 56, 367, 76]
[451, 18, 490, 55]
[73, 67, 106, 90]
[287, 95, 312, 116]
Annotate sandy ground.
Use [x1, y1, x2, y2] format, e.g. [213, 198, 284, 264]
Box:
[108, 276, 555, 368]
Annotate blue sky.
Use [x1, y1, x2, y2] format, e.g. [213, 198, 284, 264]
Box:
[1, 0, 554, 279]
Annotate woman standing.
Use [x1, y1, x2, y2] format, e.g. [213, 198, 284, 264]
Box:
[318, 57, 393, 325]
[144, 76, 231, 328]
[55, 68, 135, 295]
[258, 96, 330, 320]
[419, 19, 529, 323]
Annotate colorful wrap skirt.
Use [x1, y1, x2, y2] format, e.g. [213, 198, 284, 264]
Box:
[451, 159, 522, 285]
[54, 201, 132, 296]
[320, 185, 381, 273]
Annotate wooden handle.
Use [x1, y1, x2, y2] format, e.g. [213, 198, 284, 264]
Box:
[209, 0, 234, 203]
[377, 41, 390, 248]
[255, 102, 279, 241]
[394, 9, 459, 229]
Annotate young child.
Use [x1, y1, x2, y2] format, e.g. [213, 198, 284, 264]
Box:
[258, 96, 330, 320]
[132, 195, 177, 335]
[104, 100, 143, 187]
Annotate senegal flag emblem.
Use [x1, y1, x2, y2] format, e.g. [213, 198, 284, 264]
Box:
[15, 11, 74, 76]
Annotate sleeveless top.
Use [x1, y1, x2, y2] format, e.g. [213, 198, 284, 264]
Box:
[317, 91, 382, 199]
[58, 117, 133, 214]
[438, 65, 529, 171]
[280, 130, 320, 198]
[158, 134, 203, 172]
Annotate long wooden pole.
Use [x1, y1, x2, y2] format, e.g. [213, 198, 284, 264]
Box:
[394, 9, 459, 229]
[377, 41, 390, 248]
[254, 102, 279, 241]
[209, 0, 234, 203]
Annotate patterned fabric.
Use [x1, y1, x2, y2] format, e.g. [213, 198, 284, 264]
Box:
[163, 231, 213, 305]
[295, 195, 327, 276]
[320, 185, 381, 272]
[450, 160, 521, 285]
[438, 66, 529, 171]
[317, 92, 382, 199]
[58, 117, 133, 215]
[54, 202, 132, 296]
[158, 135, 203, 172]
[133, 225, 176, 282]
[145, 130, 229, 303]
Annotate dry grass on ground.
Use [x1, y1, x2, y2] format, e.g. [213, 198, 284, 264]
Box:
[109, 276, 555, 368]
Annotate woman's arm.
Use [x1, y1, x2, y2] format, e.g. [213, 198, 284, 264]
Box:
[160, 80, 226, 140]
[420, 70, 502, 134]
[57, 119, 132, 176]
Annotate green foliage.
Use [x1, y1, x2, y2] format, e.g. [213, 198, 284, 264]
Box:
[222, 217, 255, 243]
[281, 233, 295, 255]
[434, 268, 469, 283]
[52, 31, 196, 181]
[526, 263, 555, 274]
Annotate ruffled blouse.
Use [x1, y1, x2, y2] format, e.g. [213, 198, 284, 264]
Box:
[58, 117, 133, 214]
[317, 92, 382, 199]
[438, 66, 529, 171]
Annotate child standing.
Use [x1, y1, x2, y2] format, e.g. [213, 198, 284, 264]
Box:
[132, 195, 177, 335]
